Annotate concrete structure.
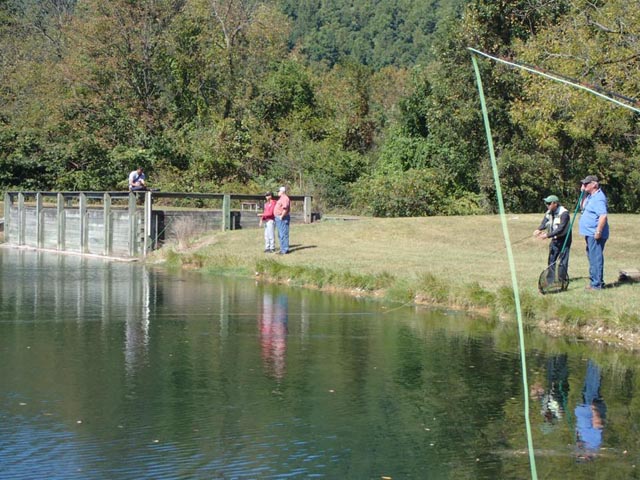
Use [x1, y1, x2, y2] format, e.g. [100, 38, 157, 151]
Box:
[3, 191, 314, 259]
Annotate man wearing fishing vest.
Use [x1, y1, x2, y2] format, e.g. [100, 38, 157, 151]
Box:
[534, 194, 572, 287]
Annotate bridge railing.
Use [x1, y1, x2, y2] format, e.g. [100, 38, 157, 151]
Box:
[2, 191, 314, 258]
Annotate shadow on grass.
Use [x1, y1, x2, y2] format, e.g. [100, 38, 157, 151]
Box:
[604, 279, 639, 289]
[564, 275, 639, 291]
[287, 244, 317, 253]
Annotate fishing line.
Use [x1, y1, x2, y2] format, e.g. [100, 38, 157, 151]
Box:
[468, 47, 640, 114]
[481, 232, 533, 259]
[431, 231, 535, 287]
[0, 308, 408, 323]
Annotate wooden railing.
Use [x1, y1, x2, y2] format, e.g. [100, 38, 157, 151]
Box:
[3, 191, 313, 258]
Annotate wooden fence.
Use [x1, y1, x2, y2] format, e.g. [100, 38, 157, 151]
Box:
[2, 191, 314, 258]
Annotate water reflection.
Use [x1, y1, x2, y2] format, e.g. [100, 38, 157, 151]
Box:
[258, 292, 289, 380]
[575, 359, 607, 459]
[3, 248, 640, 479]
[124, 267, 151, 376]
[530, 354, 570, 431]
[530, 355, 609, 460]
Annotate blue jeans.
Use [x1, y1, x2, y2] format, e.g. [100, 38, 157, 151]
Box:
[585, 236, 607, 288]
[275, 215, 290, 253]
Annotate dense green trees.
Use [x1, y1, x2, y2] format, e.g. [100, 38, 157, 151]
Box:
[510, 0, 640, 212]
[1, 0, 639, 214]
[279, 0, 467, 68]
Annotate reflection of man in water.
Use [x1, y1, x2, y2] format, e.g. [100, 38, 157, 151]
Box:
[530, 354, 570, 431]
[543, 354, 570, 425]
[259, 293, 288, 380]
[575, 360, 606, 457]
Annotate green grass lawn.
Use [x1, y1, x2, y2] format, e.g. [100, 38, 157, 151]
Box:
[152, 213, 640, 339]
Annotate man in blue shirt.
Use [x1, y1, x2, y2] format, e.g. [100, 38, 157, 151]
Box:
[575, 360, 606, 459]
[578, 175, 609, 290]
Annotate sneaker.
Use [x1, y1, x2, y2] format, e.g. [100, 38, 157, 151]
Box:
[269, 249, 275, 253]
[264, 249, 270, 253]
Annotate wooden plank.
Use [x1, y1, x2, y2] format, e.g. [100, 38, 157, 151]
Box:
[619, 269, 640, 282]
[222, 194, 230, 231]
[3, 192, 9, 241]
[128, 193, 137, 257]
[79, 192, 88, 254]
[103, 193, 112, 256]
[18, 193, 25, 245]
[36, 193, 43, 248]
[57, 193, 65, 250]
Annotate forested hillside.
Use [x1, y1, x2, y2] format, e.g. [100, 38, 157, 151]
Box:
[1, 0, 639, 214]
[278, 0, 467, 68]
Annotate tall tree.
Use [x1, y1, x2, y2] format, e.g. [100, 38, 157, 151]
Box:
[511, 0, 640, 211]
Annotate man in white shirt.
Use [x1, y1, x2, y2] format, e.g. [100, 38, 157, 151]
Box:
[129, 167, 147, 191]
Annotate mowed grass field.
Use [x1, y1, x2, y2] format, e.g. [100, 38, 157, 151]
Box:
[156, 213, 640, 338]
[3, 196, 636, 335]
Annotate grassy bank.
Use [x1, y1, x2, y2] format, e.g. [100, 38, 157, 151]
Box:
[148, 214, 640, 347]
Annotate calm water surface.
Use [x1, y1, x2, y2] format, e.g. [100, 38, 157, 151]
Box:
[1, 248, 639, 479]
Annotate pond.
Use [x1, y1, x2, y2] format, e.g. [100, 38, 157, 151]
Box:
[0, 248, 638, 479]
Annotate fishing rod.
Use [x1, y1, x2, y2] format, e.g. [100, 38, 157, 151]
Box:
[470, 50, 538, 480]
[469, 45, 638, 479]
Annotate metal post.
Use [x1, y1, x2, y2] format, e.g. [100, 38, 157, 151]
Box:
[57, 193, 65, 251]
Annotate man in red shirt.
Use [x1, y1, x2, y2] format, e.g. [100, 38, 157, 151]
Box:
[274, 186, 291, 254]
[259, 192, 277, 253]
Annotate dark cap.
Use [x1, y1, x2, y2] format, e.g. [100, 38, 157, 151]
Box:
[543, 195, 559, 204]
[265, 191, 273, 197]
[581, 175, 599, 184]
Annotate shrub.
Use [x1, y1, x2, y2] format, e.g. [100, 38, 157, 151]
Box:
[351, 168, 448, 217]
